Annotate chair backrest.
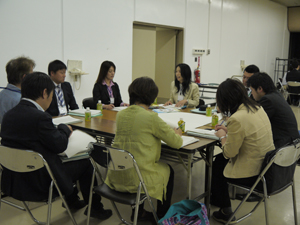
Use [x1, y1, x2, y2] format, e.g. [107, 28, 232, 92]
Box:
[260, 140, 300, 194]
[83, 97, 96, 109]
[287, 81, 300, 87]
[0, 146, 45, 172]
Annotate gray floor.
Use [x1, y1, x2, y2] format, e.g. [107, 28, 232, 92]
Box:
[1, 105, 300, 225]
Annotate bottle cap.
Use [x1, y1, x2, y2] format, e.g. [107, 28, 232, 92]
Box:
[86, 107, 90, 110]
[213, 112, 217, 115]
[208, 104, 211, 107]
[98, 100, 101, 103]
[180, 118, 183, 120]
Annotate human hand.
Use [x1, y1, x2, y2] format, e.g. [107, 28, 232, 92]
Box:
[215, 129, 227, 138]
[67, 125, 73, 137]
[175, 100, 187, 107]
[174, 127, 183, 136]
[164, 101, 172, 106]
[215, 124, 227, 133]
[104, 104, 115, 110]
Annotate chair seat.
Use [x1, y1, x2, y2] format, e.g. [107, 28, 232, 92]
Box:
[94, 183, 147, 205]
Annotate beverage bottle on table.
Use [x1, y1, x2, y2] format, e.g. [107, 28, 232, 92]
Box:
[178, 118, 185, 134]
[85, 107, 91, 122]
[206, 104, 212, 116]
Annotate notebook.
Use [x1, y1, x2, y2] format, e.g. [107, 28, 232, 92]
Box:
[186, 128, 219, 140]
[161, 136, 199, 148]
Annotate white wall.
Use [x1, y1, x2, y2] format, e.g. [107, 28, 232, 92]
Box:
[0, 0, 289, 105]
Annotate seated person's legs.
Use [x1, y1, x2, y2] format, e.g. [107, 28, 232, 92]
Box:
[63, 159, 112, 220]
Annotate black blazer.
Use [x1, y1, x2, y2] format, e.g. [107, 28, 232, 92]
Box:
[259, 91, 299, 148]
[0, 100, 73, 201]
[46, 82, 79, 116]
[92, 82, 123, 107]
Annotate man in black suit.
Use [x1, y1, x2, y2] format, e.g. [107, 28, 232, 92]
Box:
[248, 72, 299, 149]
[242, 64, 260, 99]
[46, 60, 79, 116]
[0, 72, 112, 220]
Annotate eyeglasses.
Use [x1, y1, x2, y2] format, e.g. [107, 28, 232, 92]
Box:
[243, 75, 251, 80]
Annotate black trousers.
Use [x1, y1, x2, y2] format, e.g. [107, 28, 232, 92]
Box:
[136, 164, 174, 218]
[211, 153, 258, 209]
[64, 158, 103, 210]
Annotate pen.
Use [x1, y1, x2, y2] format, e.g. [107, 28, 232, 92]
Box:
[177, 122, 185, 130]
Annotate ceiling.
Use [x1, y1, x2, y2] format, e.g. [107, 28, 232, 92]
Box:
[270, 0, 300, 7]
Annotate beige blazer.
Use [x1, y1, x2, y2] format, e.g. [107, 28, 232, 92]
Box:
[223, 104, 274, 179]
[168, 81, 199, 108]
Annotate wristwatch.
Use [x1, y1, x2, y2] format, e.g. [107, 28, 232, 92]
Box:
[219, 135, 227, 141]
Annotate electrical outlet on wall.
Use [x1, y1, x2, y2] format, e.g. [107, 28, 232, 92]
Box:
[192, 49, 205, 55]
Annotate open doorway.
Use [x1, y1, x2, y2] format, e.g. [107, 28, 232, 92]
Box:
[132, 23, 184, 103]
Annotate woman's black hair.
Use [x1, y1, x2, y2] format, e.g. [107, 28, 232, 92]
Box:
[216, 78, 259, 116]
[96, 61, 116, 83]
[128, 77, 158, 106]
[174, 63, 192, 95]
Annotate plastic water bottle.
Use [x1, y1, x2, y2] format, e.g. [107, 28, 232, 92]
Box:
[211, 112, 218, 128]
[97, 100, 103, 115]
[206, 104, 212, 117]
[178, 118, 185, 134]
[85, 107, 91, 122]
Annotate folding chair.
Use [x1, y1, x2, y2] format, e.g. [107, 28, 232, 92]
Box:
[225, 139, 300, 225]
[86, 143, 158, 225]
[287, 81, 300, 106]
[277, 78, 288, 100]
[82, 97, 96, 109]
[0, 145, 77, 225]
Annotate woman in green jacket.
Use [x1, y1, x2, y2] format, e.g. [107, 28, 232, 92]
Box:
[105, 77, 183, 221]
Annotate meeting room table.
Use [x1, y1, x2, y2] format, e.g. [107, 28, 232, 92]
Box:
[68, 108, 218, 215]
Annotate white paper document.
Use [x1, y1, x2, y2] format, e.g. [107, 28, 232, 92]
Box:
[161, 136, 199, 148]
[59, 130, 96, 158]
[158, 112, 213, 131]
[52, 116, 82, 126]
[111, 106, 128, 111]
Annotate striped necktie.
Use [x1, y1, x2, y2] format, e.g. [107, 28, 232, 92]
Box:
[56, 86, 65, 107]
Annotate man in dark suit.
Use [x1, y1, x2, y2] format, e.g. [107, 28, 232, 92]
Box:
[286, 59, 300, 105]
[0, 72, 112, 220]
[242, 64, 260, 99]
[248, 72, 299, 149]
[46, 60, 79, 116]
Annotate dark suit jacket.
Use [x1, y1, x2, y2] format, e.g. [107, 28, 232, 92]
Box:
[92, 82, 123, 107]
[46, 82, 79, 116]
[286, 70, 300, 83]
[0, 100, 73, 201]
[259, 91, 299, 149]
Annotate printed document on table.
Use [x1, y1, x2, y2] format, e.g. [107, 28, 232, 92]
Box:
[52, 116, 82, 126]
[161, 136, 199, 148]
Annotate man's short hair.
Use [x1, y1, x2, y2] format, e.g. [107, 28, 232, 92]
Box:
[21, 72, 55, 101]
[128, 77, 158, 105]
[6, 56, 35, 85]
[244, 64, 260, 74]
[48, 60, 67, 75]
[247, 72, 277, 94]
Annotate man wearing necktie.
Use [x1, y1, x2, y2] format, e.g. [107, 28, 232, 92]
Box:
[46, 60, 79, 116]
[242, 64, 260, 99]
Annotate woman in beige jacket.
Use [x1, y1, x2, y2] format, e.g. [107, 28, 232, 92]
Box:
[211, 79, 274, 224]
[164, 63, 199, 108]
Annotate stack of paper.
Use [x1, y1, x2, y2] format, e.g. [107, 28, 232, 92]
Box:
[186, 128, 219, 140]
[68, 109, 102, 117]
[52, 116, 82, 126]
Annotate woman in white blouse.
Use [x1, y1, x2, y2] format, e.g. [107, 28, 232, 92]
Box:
[164, 63, 199, 108]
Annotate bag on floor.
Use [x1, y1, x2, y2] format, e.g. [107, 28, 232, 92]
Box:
[158, 199, 209, 225]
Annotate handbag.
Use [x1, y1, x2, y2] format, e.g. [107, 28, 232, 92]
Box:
[158, 200, 209, 225]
